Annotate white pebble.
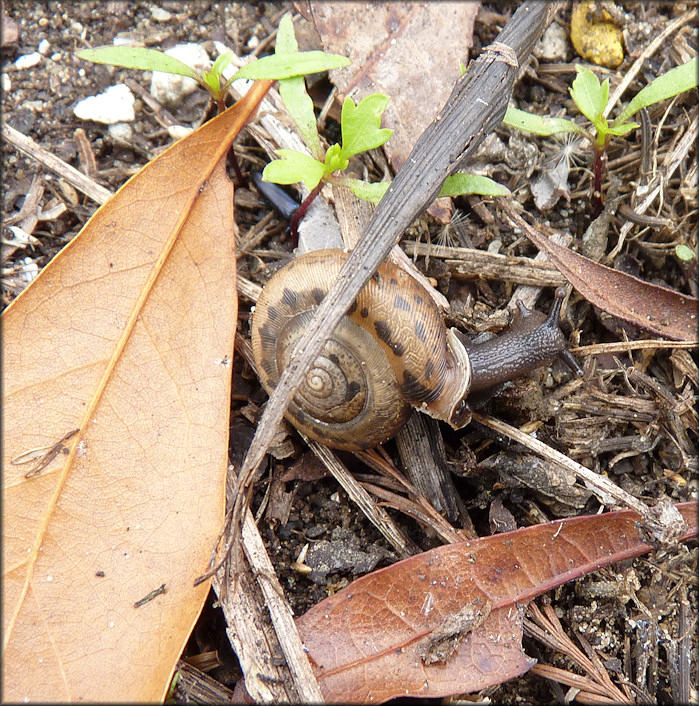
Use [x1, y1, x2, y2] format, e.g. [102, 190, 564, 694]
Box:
[74, 84, 135, 124]
[108, 122, 133, 144]
[113, 34, 141, 47]
[150, 43, 210, 107]
[38, 39, 50, 55]
[167, 124, 194, 140]
[15, 52, 42, 69]
[1, 73, 10, 92]
[535, 22, 569, 61]
[150, 6, 172, 22]
[19, 258, 39, 284]
[23, 100, 43, 112]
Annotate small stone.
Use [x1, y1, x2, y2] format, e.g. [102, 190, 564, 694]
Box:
[113, 33, 142, 47]
[167, 124, 194, 140]
[570, 0, 625, 68]
[15, 52, 42, 69]
[38, 38, 50, 55]
[150, 6, 172, 22]
[535, 22, 569, 61]
[74, 84, 136, 124]
[108, 122, 133, 144]
[150, 43, 210, 107]
[23, 100, 43, 113]
[1, 73, 11, 92]
[2, 15, 19, 45]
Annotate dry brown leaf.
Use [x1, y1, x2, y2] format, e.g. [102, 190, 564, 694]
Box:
[292, 502, 697, 702]
[502, 202, 699, 342]
[2, 80, 272, 702]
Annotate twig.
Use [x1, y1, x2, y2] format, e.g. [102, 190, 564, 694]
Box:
[402, 241, 567, 287]
[572, 339, 698, 357]
[471, 411, 688, 547]
[2, 124, 113, 205]
[212, 508, 324, 702]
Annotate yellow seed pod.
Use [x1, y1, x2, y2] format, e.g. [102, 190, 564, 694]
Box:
[570, 1, 625, 69]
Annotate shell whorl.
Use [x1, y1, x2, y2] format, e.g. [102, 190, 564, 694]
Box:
[250, 249, 472, 450]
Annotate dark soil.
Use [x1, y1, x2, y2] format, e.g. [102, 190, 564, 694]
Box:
[3, 2, 696, 704]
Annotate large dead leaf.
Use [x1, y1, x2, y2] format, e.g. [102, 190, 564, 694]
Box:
[293, 503, 697, 702]
[2, 80, 272, 702]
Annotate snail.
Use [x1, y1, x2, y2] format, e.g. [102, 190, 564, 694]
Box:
[250, 248, 579, 451]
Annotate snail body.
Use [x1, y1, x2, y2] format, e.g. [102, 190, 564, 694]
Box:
[251, 248, 575, 451]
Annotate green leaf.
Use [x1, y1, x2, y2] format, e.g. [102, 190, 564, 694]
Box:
[76, 46, 199, 79]
[503, 108, 586, 137]
[340, 178, 390, 203]
[279, 78, 323, 159]
[614, 57, 699, 126]
[274, 14, 323, 159]
[675, 244, 695, 262]
[339, 94, 393, 159]
[262, 150, 327, 190]
[231, 51, 350, 81]
[276, 13, 298, 53]
[439, 173, 511, 198]
[570, 65, 607, 124]
[605, 121, 639, 137]
[208, 51, 234, 81]
[201, 71, 219, 94]
[324, 143, 349, 173]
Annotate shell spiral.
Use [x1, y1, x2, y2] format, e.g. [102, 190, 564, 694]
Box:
[250, 249, 472, 451]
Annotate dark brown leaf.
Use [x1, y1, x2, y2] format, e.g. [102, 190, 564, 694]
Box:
[501, 201, 698, 341]
[295, 502, 697, 702]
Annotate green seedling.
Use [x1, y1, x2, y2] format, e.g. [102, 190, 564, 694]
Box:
[77, 42, 350, 113]
[78, 15, 508, 235]
[264, 14, 508, 237]
[78, 32, 349, 184]
[504, 58, 697, 215]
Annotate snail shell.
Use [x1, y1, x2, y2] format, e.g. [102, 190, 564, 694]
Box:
[250, 249, 472, 451]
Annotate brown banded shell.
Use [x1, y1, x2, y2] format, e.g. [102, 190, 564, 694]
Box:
[250, 249, 472, 450]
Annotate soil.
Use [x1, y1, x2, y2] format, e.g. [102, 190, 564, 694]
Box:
[3, 2, 696, 704]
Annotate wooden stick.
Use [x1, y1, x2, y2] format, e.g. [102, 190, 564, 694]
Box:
[2, 123, 113, 205]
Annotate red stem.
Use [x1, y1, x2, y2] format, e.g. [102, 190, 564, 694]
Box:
[289, 182, 324, 245]
[228, 149, 246, 188]
[591, 144, 606, 218]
